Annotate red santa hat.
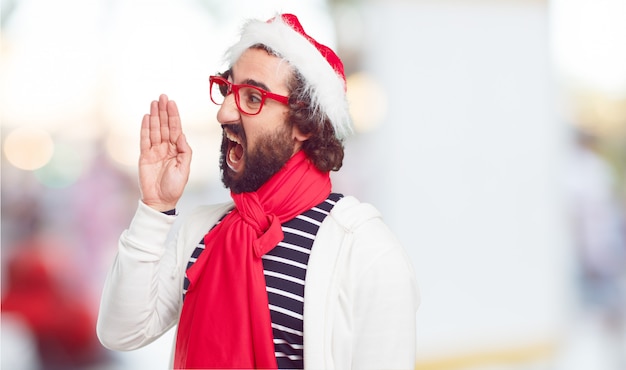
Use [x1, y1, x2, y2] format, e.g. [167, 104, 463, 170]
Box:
[225, 13, 353, 140]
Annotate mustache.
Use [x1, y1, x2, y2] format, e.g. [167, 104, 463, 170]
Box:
[221, 124, 244, 138]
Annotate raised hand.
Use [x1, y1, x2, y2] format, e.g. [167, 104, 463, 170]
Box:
[139, 94, 192, 212]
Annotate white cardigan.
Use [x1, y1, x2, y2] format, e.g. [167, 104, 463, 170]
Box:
[97, 196, 419, 369]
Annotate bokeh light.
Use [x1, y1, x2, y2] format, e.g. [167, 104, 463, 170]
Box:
[105, 130, 139, 169]
[33, 142, 87, 188]
[3, 127, 55, 170]
[346, 72, 388, 133]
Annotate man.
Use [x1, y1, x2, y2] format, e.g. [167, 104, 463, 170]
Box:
[97, 13, 419, 369]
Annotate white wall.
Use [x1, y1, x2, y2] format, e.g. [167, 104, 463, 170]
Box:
[335, 0, 576, 360]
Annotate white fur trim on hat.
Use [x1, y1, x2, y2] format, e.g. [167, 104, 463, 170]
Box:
[224, 15, 353, 140]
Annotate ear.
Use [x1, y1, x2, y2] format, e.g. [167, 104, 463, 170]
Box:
[292, 126, 311, 143]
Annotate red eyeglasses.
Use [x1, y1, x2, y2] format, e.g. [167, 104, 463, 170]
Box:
[209, 75, 289, 115]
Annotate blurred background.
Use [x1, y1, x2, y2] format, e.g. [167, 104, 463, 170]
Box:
[1, 0, 625, 369]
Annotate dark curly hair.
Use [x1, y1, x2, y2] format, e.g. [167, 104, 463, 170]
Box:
[286, 71, 345, 172]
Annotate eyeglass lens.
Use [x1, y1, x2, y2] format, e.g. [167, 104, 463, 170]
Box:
[211, 79, 265, 115]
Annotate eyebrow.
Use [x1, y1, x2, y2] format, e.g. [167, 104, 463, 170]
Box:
[241, 78, 272, 92]
[227, 69, 272, 91]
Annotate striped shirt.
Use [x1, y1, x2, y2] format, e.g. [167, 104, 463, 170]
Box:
[183, 193, 343, 369]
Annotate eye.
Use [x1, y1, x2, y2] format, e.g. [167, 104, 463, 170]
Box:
[240, 86, 263, 107]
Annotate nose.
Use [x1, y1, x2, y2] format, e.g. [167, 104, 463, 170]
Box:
[216, 93, 241, 125]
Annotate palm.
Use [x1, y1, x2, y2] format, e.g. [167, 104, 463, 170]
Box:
[138, 94, 192, 212]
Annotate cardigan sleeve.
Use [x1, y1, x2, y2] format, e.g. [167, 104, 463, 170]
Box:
[96, 201, 183, 351]
[351, 218, 420, 369]
[303, 196, 420, 370]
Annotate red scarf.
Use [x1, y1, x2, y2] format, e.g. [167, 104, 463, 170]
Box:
[174, 151, 331, 369]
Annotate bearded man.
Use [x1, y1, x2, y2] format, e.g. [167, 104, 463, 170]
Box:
[97, 13, 419, 370]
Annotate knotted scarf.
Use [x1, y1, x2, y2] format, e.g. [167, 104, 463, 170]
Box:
[174, 151, 331, 369]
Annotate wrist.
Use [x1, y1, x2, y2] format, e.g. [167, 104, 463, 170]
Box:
[141, 200, 177, 213]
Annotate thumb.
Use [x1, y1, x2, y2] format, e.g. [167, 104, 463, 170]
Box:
[177, 133, 192, 167]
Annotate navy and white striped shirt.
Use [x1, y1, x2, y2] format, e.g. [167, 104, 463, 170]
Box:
[183, 193, 343, 369]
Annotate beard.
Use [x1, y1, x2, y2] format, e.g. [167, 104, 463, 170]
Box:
[220, 123, 295, 194]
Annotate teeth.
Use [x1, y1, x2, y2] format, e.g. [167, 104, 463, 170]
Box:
[227, 161, 237, 172]
[224, 129, 242, 173]
[225, 131, 240, 144]
[228, 147, 239, 172]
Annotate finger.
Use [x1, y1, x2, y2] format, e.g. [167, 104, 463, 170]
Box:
[149, 100, 161, 144]
[159, 94, 170, 143]
[167, 99, 182, 144]
[140, 114, 151, 152]
[176, 133, 193, 169]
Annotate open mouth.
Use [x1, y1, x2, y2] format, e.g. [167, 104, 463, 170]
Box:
[224, 129, 244, 173]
